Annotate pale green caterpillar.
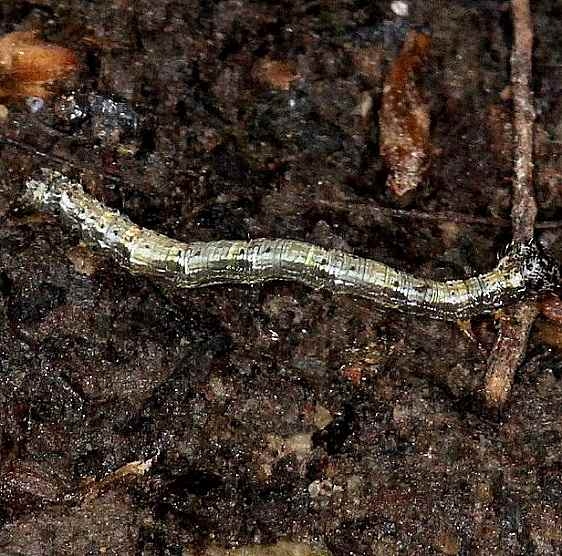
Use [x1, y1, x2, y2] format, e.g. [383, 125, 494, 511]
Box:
[23, 169, 560, 321]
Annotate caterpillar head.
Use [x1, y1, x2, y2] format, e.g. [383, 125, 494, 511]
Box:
[511, 241, 561, 295]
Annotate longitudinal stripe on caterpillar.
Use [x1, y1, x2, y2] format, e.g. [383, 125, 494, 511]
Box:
[23, 169, 561, 321]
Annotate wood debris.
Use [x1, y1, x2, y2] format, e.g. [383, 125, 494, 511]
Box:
[483, 0, 541, 412]
[81, 451, 159, 503]
[379, 30, 431, 200]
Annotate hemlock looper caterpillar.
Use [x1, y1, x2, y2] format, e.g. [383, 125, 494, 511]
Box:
[23, 169, 561, 321]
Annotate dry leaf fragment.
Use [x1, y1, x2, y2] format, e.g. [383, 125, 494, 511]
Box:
[380, 30, 431, 199]
[0, 31, 78, 101]
[252, 57, 300, 91]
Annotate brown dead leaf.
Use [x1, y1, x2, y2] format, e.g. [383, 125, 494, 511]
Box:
[0, 31, 78, 102]
[380, 31, 431, 200]
[252, 57, 299, 91]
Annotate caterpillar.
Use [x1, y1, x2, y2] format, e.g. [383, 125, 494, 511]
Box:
[23, 169, 560, 321]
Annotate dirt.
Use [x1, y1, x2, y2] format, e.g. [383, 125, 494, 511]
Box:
[0, 1, 561, 554]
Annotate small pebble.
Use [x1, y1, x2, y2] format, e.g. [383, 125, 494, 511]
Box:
[391, 1, 409, 17]
[26, 96, 45, 113]
[89, 93, 139, 145]
[54, 93, 87, 123]
[313, 405, 333, 429]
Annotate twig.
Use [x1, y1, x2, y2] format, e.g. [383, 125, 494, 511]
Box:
[319, 199, 560, 230]
[483, 0, 538, 412]
[484, 303, 539, 410]
[509, 0, 537, 243]
[316, 199, 513, 228]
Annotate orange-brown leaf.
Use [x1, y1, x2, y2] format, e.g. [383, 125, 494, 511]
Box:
[380, 30, 432, 199]
[0, 31, 77, 101]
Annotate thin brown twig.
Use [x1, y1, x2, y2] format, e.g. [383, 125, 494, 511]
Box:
[509, 0, 537, 244]
[484, 0, 539, 413]
[319, 198, 561, 230]
[484, 303, 540, 410]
